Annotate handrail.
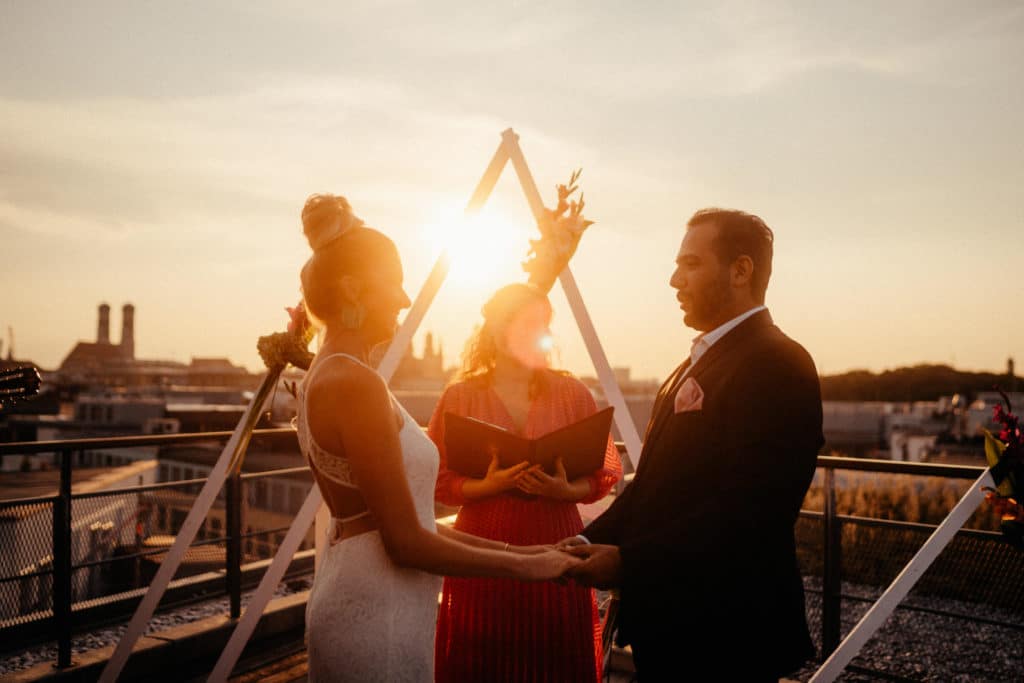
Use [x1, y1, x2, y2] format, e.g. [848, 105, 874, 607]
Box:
[0, 477, 214, 507]
[0, 428, 1003, 676]
[0, 427, 296, 456]
[798, 509, 1004, 540]
[0, 493, 61, 507]
[815, 455, 984, 479]
[1, 431, 988, 478]
[240, 465, 310, 481]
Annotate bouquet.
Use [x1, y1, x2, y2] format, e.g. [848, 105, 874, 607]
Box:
[257, 302, 316, 374]
[982, 389, 1024, 548]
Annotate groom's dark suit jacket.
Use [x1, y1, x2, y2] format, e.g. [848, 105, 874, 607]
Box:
[584, 310, 823, 679]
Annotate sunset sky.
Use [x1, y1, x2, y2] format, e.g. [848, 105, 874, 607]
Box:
[2, 2, 1022, 381]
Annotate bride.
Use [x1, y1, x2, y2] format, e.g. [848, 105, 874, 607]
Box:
[294, 194, 578, 682]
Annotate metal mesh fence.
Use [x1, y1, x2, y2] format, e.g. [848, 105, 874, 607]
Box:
[795, 468, 1024, 681]
[68, 480, 232, 610]
[800, 471, 1024, 610]
[239, 470, 315, 563]
[6, 451, 1022, 679]
[0, 460, 318, 640]
[0, 499, 55, 626]
[0, 479, 237, 627]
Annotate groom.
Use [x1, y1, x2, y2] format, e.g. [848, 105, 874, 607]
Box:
[564, 209, 824, 681]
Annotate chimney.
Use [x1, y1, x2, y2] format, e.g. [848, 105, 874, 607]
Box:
[98, 303, 111, 344]
[121, 303, 135, 359]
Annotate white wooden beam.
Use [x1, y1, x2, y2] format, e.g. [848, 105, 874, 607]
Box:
[501, 129, 643, 470]
[809, 469, 995, 683]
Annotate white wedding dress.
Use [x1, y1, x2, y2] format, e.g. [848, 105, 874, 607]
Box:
[297, 353, 442, 682]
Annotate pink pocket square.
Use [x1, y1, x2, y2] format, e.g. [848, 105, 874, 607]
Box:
[674, 377, 704, 413]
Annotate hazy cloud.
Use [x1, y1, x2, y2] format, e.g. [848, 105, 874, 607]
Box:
[1, 1, 1022, 375]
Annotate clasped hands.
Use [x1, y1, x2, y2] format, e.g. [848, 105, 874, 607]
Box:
[481, 455, 581, 501]
[554, 537, 622, 590]
[482, 457, 619, 587]
[514, 537, 622, 589]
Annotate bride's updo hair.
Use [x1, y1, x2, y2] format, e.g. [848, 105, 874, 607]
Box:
[299, 193, 399, 325]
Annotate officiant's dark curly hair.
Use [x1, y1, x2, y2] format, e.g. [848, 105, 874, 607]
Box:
[687, 208, 774, 303]
[455, 283, 567, 396]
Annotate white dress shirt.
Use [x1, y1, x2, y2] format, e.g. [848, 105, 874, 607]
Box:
[684, 304, 766, 376]
[576, 305, 767, 545]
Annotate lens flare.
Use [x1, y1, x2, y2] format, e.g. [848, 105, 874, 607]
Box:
[421, 203, 528, 288]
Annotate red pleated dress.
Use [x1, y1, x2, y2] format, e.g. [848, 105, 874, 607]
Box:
[429, 371, 622, 682]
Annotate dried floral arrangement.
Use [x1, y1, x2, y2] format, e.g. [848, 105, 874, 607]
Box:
[522, 169, 595, 292]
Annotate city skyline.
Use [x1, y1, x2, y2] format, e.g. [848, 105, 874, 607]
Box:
[2, 2, 1022, 380]
[3, 296, 1017, 383]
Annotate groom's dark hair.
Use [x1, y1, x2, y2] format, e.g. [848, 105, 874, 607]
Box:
[687, 208, 774, 303]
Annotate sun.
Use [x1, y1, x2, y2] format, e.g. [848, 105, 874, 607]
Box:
[421, 203, 531, 288]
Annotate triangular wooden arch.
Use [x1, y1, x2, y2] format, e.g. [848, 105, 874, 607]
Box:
[102, 129, 643, 682]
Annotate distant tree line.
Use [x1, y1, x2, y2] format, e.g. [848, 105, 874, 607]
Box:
[819, 364, 1020, 402]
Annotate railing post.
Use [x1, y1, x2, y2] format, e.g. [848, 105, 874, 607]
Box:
[822, 466, 842, 657]
[225, 472, 242, 619]
[52, 449, 74, 668]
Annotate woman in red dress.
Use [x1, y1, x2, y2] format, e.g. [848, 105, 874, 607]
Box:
[429, 283, 622, 682]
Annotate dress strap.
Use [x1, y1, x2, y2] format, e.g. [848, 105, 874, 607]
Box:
[304, 352, 405, 431]
[337, 511, 372, 523]
[301, 352, 377, 412]
[308, 352, 377, 376]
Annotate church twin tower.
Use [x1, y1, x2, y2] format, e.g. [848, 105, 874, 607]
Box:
[96, 303, 134, 360]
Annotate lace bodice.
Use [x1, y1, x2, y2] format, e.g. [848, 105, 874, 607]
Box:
[296, 388, 359, 489]
[296, 352, 440, 529]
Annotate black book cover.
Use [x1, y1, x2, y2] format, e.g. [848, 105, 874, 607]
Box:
[443, 407, 614, 480]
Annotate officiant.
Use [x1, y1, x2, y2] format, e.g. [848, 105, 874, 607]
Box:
[428, 193, 623, 683]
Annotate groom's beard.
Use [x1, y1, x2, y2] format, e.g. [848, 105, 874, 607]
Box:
[683, 272, 732, 332]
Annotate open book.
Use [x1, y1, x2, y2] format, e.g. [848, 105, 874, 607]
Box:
[443, 407, 614, 480]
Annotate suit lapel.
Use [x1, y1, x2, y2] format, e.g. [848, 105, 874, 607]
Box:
[638, 358, 692, 468]
[686, 309, 774, 386]
[639, 310, 776, 461]
[638, 359, 690, 462]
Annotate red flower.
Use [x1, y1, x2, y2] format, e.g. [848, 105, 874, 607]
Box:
[286, 303, 308, 336]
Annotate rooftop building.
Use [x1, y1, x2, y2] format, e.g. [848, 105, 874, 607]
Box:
[54, 303, 260, 391]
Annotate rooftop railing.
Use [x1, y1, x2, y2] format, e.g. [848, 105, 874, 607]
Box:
[0, 428, 305, 669]
[1, 432, 1022, 679]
